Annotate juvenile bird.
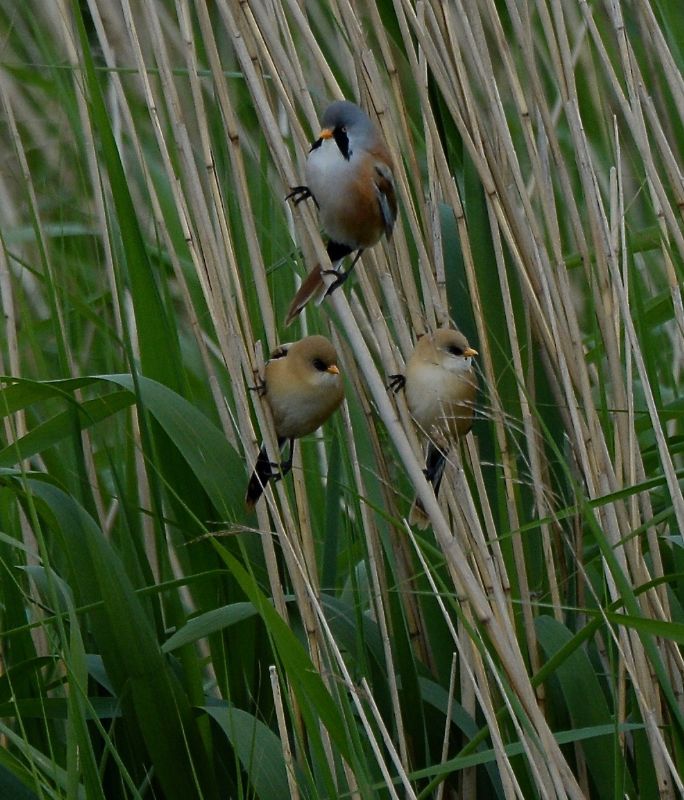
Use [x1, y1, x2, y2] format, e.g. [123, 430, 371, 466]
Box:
[286, 100, 397, 324]
[246, 335, 345, 509]
[389, 329, 478, 528]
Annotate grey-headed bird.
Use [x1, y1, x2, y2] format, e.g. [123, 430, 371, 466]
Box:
[286, 100, 397, 324]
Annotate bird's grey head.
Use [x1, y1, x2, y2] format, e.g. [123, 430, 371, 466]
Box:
[318, 100, 376, 157]
[321, 100, 371, 129]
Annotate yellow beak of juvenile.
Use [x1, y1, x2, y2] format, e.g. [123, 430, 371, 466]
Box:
[463, 347, 478, 357]
[326, 364, 340, 375]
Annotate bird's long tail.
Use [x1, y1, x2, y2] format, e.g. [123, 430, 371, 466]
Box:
[245, 444, 275, 510]
[285, 264, 326, 326]
[409, 443, 447, 529]
[285, 241, 353, 325]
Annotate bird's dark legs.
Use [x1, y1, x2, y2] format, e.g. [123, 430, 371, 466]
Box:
[387, 373, 406, 393]
[273, 438, 295, 481]
[321, 246, 364, 297]
[286, 185, 314, 205]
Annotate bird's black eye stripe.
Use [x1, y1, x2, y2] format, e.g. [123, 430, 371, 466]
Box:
[333, 127, 351, 160]
[312, 358, 328, 371]
[448, 346, 464, 356]
[310, 138, 323, 152]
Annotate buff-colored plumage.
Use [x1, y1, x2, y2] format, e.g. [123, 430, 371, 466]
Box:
[403, 329, 478, 528]
[246, 335, 344, 509]
[264, 336, 344, 439]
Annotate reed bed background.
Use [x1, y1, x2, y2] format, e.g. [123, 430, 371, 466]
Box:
[1, 0, 683, 798]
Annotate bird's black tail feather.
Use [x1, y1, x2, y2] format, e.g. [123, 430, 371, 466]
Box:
[245, 444, 273, 509]
[425, 443, 447, 497]
[409, 443, 447, 529]
[246, 438, 293, 509]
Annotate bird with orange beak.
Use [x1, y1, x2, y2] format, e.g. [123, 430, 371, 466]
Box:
[390, 329, 478, 528]
[286, 100, 397, 324]
[246, 335, 345, 508]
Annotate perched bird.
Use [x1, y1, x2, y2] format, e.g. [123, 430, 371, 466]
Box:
[286, 100, 397, 324]
[389, 329, 478, 528]
[246, 335, 345, 509]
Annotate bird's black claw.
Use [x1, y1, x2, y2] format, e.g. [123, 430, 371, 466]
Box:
[248, 379, 267, 396]
[273, 459, 292, 481]
[387, 374, 406, 393]
[286, 185, 312, 205]
[321, 268, 348, 297]
[262, 461, 287, 482]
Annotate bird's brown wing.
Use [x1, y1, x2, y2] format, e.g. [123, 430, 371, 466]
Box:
[373, 161, 397, 239]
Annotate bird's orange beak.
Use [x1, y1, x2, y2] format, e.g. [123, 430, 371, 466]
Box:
[464, 347, 478, 357]
[326, 364, 340, 375]
[319, 128, 334, 140]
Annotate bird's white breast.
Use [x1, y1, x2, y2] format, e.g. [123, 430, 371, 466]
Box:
[306, 138, 354, 194]
[306, 139, 362, 246]
[405, 361, 447, 430]
[405, 358, 473, 432]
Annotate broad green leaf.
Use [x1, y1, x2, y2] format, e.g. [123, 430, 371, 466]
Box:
[0, 391, 133, 468]
[419, 677, 505, 799]
[203, 703, 290, 800]
[102, 374, 244, 517]
[0, 764, 38, 800]
[211, 539, 364, 794]
[0, 720, 84, 799]
[0, 373, 244, 517]
[536, 615, 634, 799]
[162, 602, 258, 652]
[26, 479, 218, 800]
